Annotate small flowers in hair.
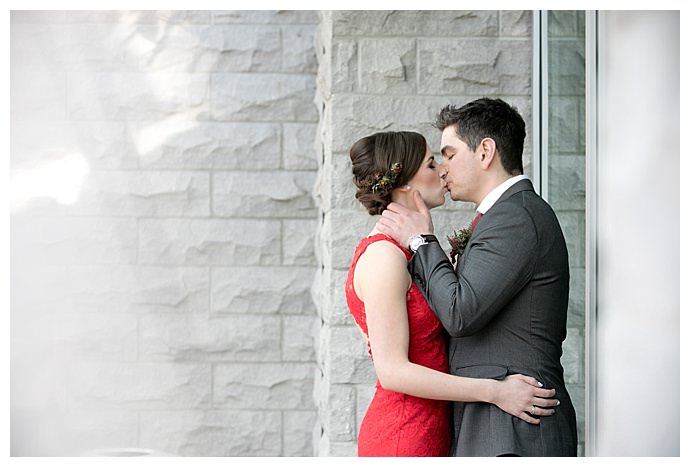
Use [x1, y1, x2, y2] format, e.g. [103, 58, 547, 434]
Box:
[370, 162, 402, 195]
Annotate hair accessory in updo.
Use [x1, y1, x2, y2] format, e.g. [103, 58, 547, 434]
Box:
[369, 162, 402, 195]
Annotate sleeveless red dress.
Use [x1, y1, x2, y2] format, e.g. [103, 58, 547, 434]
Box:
[345, 234, 451, 457]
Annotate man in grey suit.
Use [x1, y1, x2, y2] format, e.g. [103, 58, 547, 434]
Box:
[377, 98, 577, 456]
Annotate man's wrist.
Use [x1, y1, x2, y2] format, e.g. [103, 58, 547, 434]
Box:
[408, 234, 438, 253]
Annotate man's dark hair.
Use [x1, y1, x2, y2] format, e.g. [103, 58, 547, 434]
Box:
[434, 98, 526, 175]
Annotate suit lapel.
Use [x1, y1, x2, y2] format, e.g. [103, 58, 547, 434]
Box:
[456, 179, 535, 275]
[493, 178, 535, 207]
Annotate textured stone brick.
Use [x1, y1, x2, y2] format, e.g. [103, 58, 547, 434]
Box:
[68, 362, 212, 409]
[11, 9, 322, 458]
[325, 326, 374, 384]
[332, 10, 497, 37]
[284, 411, 317, 456]
[113, 24, 215, 72]
[355, 383, 376, 438]
[282, 25, 318, 73]
[72, 171, 210, 217]
[210, 25, 282, 72]
[211, 73, 317, 122]
[282, 219, 318, 266]
[12, 121, 134, 169]
[213, 171, 316, 218]
[328, 94, 454, 153]
[322, 384, 356, 442]
[67, 72, 210, 120]
[139, 314, 281, 362]
[12, 217, 137, 265]
[282, 315, 318, 362]
[213, 10, 319, 25]
[330, 39, 357, 93]
[317, 268, 351, 327]
[311, 163, 330, 213]
[213, 363, 315, 409]
[12, 265, 209, 315]
[133, 122, 281, 169]
[139, 410, 282, 456]
[212, 266, 315, 315]
[138, 219, 281, 265]
[329, 154, 362, 212]
[323, 209, 377, 270]
[418, 38, 532, 95]
[283, 123, 319, 170]
[320, 439, 358, 457]
[359, 38, 416, 94]
[500, 10, 532, 37]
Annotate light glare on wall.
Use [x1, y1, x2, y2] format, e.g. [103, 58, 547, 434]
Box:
[11, 153, 90, 212]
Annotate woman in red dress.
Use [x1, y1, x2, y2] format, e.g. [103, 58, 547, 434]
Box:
[346, 131, 558, 456]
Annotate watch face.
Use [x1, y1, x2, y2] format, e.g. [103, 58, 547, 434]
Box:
[410, 236, 425, 251]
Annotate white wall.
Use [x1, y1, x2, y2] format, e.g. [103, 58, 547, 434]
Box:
[594, 10, 679, 456]
[10, 10, 320, 456]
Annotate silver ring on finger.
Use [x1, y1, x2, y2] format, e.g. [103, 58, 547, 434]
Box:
[530, 405, 536, 415]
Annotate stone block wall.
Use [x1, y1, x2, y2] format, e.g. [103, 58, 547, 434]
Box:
[10, 10, 319, 456]
[10, 9, 586, 457]
[313, 10, 550, 456]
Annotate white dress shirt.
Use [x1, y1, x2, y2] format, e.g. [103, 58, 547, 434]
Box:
[475, 174, 530, 215]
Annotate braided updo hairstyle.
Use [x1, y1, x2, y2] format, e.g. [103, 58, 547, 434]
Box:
[350, 131, 428, 215]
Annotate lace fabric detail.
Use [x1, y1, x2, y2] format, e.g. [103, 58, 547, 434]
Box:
[345, 234, 451, 456]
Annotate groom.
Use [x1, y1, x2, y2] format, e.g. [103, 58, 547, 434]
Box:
[377, 98, 577, 456]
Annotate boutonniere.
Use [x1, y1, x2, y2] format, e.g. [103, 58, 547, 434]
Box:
[447, 226, 472, 264]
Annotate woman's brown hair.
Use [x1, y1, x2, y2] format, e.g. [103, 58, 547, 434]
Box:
[350, 131, 428, 215]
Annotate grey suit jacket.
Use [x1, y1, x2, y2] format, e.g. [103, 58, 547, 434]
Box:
[409, 179, 577, 456]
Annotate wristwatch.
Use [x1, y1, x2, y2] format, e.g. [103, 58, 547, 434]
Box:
[408, 234, 437, 253]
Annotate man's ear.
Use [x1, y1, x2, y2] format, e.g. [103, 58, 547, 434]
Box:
[479, 137, 497, 170]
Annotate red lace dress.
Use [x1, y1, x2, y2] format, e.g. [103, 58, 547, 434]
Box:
[345, 234, 451, 457]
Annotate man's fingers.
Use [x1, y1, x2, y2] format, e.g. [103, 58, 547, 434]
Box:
[379, 209, 401, 220]
[384, 201, 408, 214]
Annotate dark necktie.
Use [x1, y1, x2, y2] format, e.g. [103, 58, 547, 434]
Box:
[470, 212, 483, 232]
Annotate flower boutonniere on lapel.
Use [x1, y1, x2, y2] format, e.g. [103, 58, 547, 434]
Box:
[447, 225, 472, 265]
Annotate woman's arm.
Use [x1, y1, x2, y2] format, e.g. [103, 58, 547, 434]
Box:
[354, 241, 557, 425]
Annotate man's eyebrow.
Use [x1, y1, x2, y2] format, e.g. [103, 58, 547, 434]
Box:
[440, 145, 452, 156]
